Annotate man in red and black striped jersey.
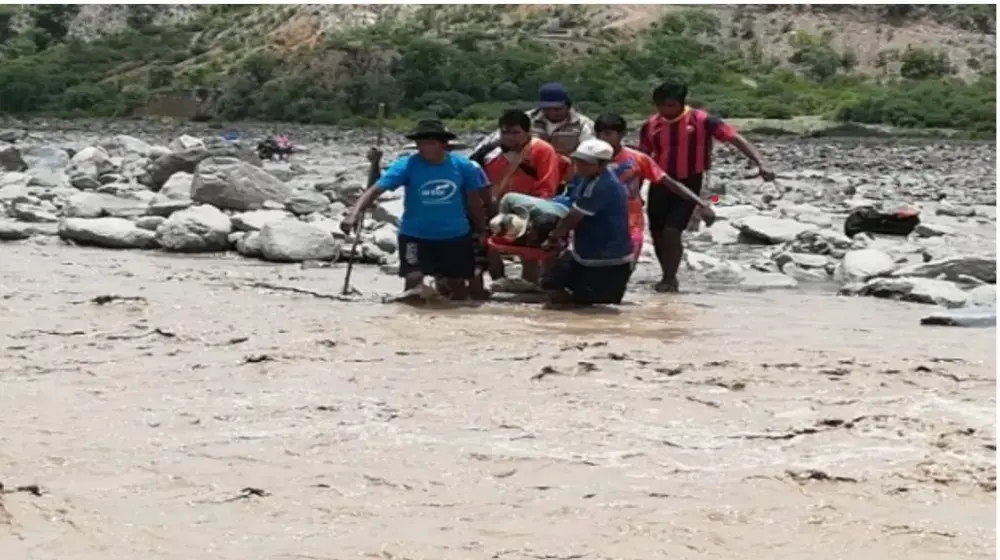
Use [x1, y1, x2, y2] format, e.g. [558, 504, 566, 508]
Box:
[639, 80, 776, 293]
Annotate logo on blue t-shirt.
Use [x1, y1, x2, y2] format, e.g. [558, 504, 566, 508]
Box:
[418, 179, 459, 205]
[375, 153, 487, 240]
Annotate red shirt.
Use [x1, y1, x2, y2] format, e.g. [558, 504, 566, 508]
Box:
[609, 147, 661, 250]
[639, 107, 736, 180]
[610, 147, 667, 197]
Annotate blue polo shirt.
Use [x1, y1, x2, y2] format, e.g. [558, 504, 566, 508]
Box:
[563, 168, 632, 266]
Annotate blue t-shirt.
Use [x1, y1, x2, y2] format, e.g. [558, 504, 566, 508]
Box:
[564, 168, 632, 266]
[375, 153, 487, 240]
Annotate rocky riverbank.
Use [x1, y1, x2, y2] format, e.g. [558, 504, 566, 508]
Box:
[0, 123, 995, 315]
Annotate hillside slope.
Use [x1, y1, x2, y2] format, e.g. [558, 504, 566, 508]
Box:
[0, 4, 994, 133]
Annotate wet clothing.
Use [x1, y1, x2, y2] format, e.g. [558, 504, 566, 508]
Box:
[563, 169, 632, 266]
[540, 169, 634, 305]
[639, 107, 736, 180]
[398, 234, 476, 280]
[647, 173, 704, 233]
[375, 153, 487, 240]
[609, 147, 667, 260]
[543, 250, 633, 305]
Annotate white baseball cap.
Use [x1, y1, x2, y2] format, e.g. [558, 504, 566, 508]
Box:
[570, 138, 614, 164]
[489, 213, 529, 241]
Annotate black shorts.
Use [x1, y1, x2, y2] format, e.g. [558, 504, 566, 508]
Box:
[542, 251, 633, 305]
[398, 234, 475, 280]
[647, 173, 703, 232]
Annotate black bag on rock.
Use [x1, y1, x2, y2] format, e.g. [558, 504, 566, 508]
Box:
[843, 206, 920, 238]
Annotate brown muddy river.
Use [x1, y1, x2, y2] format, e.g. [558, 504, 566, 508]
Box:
[0, 243, 995, 560]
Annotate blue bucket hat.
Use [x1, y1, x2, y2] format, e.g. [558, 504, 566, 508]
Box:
[538, 82, 571, 109]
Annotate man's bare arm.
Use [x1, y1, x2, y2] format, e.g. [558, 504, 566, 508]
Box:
[657, 176, 711, 208]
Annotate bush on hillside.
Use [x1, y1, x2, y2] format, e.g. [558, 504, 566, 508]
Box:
[0, 8, 993, 136]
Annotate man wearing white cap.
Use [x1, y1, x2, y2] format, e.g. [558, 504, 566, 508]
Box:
[539, 138, 634, 306]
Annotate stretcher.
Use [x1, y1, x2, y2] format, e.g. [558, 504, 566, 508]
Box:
[487, 237, 561, 262]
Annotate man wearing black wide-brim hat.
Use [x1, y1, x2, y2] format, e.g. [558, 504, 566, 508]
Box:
[343, 120, 489, 300]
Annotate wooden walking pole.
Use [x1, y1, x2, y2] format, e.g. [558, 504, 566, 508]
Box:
[341, 103, 385, 296]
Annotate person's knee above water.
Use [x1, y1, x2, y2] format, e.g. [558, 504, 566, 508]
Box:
[539, 139, 634, 307]
[340, 120, 488, 300]
[638, 80, 776, 293]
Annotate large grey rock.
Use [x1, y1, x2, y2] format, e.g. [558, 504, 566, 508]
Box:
[135, 215, 166, 231]
[734, 216, 815, 244]
[235, 231, 263, 258]
[773, 251, 829, 271]
[286, 189, 330, 215]
[316, 177, 366, 204]
[147, 171, 195, 217]
[371, 226, 398, 253]
[63, 192, 148, 219]
[913, 222, 956, 238]
[25, 168, 69, 189]
[0, 182, 30, 202]
[66, 146, 113, 190]
[70, 146, 111, 168]
[844, 277, 969, 308]
[142, 145, 262, 191]
[782, 263, 829, 282]
[712, 205, 758, 222]
[0, 129, 23, 143]
[190, 157, 292, 211]
[783, 229, 855, 257]
[892, 255, 996, 284]
[9, 202, 58, 223]
[832, 249, 896, 284]
[371, 197, 404, 227]
[102, 135, 155, 157]
[155, 205, 232, 252]
[967, 284, 997, 308]
[935, 203, 975, 218]
[0, 220, 35, 241]
[231, 209, 292, 232]
[258, 219, 341, 263]
[157, 171, 194, 200]
[62, 192, 105, 218]
[739, 270, 799, 290]
[21, 146, 70, 170]
[0, 145, 27, 171]
[57, 217, 158, 249]
[168, 135, 205, 152]
[921, 308, 996, 328]
[69, 170, 101, 190]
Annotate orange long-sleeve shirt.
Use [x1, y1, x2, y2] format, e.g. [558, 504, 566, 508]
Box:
[482, 137, 561, 200]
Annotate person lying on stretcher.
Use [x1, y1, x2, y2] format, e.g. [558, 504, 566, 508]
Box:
[489, 193, 568, 248]
[489, 139, 634, 307]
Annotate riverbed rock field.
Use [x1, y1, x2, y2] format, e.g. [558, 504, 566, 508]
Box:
[0, 122, 995, 311]
[0, 121, 995, 559]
